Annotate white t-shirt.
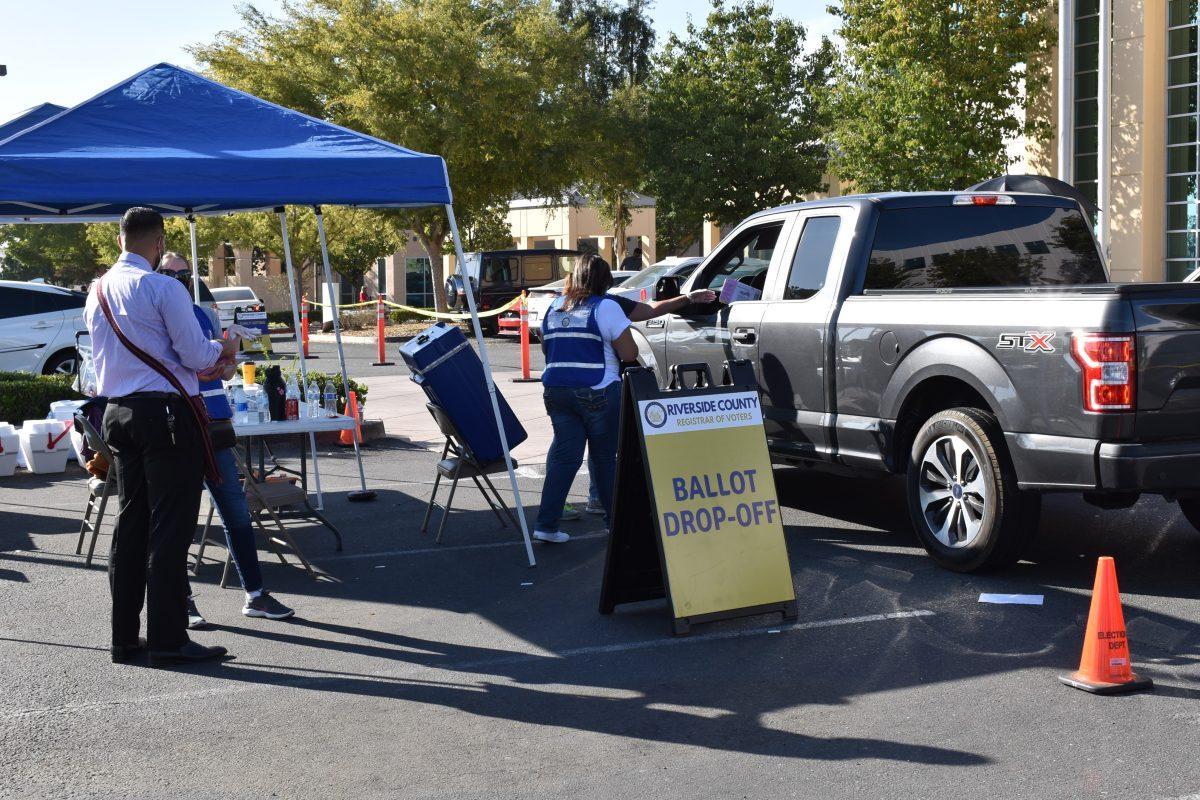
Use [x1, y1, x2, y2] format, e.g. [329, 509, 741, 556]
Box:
[592, 297, 631, 389]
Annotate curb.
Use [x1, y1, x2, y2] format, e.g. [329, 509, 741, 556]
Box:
[314, 419, 386, 445]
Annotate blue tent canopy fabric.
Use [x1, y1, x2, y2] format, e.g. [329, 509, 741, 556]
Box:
[0, 63, 451, 221]
[0, 103, 66, 144]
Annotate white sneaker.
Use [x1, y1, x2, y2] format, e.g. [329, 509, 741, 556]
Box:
[533, 530, 570, 544]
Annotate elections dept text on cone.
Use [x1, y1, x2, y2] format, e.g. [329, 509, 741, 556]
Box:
[1059, 556, 1153, 694]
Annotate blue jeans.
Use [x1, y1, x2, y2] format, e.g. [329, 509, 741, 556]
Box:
[206, 446, 264, 593]
[537, 382, 621, 531]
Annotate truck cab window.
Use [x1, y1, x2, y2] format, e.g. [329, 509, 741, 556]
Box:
[864, 205, 1107, 290]
[784, 216, 840, 299]
[699, 223, 783, 295]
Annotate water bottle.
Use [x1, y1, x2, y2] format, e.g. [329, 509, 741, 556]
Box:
[323, 382, 337, 417]
[306, 378, 320, 418]
[246, 386, 262, 424]
[285, 376, 300, 421]
[233, 385, 248, 425]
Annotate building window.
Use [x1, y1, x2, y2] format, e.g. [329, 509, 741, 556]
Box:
[1073, 0, 1100, 207]
[1168, 0, 1200, 280]
[405, 257, 434, 308]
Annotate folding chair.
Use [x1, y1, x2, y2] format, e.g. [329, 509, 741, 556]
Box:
[192, 463, 319, 586]
[421, 401, 518, 543]
[74, 413, 114, 567]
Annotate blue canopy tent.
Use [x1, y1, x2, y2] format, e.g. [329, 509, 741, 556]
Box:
[0, 64, 536, 564]
[0, 103, 66, 143]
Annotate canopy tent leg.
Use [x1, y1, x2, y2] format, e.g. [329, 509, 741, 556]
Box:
[314, 207, 374, 502]
[187, 213, 201, 303]
[445, 204, 536, 568]
[277, 209, 325, 511]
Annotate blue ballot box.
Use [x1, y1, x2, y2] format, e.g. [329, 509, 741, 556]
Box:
[399, 323, 527, 462]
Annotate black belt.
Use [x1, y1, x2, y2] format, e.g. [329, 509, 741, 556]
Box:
[109, 391, 181, 402]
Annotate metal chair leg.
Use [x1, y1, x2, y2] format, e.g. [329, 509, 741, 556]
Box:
[77, 495, 95, 554]
[421, 472, 443, 533]
[479, 471, 519, 529]
[421, 441, 450, 534]
[471, 475, 507, 528]
[434, 464, 463, 545]
[85, 480, 112, 568]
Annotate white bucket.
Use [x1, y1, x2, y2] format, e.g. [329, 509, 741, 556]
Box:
[19, 419, 72, 474]
[0, 423, 19, 477]
[48, 399, 88, 468]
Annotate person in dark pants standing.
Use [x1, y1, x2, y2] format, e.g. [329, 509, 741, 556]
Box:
[84, 208, 238, 666]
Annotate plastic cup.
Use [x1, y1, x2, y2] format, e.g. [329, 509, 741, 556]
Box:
[242, 362, 256, 385]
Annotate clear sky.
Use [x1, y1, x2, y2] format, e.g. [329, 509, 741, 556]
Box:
[0, 0, 836, 122]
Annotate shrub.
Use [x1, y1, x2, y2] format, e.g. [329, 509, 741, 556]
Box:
[337, 309, 374, 331]
[266, 310, 295, 326]
[388, 308, 433, 325]
[0, 373, 83, 425]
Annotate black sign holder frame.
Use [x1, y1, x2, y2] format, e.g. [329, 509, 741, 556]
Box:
[599, 359, 798, 635]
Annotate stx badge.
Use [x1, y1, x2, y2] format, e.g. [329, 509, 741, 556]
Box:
[997, 331, 1056, 353]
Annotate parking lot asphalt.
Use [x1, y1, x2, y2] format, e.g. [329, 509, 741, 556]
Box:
[2, 336, 1199, 799]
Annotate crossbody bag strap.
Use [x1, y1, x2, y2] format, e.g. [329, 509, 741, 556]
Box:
[95, 278, 222, 483]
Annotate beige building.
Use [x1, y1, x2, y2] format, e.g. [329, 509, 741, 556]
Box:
[1022, 0, 1187, 282]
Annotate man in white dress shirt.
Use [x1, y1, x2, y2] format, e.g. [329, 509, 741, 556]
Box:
[85, 207, 237, 666]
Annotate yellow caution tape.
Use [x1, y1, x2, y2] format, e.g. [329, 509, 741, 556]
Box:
[318, 294, 524, 321]
[381, 294, 524, 320]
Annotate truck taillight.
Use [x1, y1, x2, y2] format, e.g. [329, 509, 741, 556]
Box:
[1071, 333, 1135, 412]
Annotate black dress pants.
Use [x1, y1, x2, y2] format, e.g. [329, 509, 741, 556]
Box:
[102, 395, 204, 651]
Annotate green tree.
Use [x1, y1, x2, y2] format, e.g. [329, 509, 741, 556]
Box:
[460, 205, 517, 252]
[644, 1, 833, 255]
[557, 0, 655, 266]
[192, 0, 588, 310]
[0, 224, 106, 286]
[823, 0, 1053, 192]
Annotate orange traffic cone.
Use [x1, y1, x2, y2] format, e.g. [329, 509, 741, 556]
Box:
[1059, 556, 1153, 694]
[339, 390, 363, 447]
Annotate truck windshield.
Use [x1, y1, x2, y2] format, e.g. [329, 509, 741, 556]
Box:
[864, 205, 1106, 290]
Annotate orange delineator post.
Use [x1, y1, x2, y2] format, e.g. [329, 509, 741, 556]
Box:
[1059, 556, 1153, 694]
[372, 293, 394, 366]
[300, 295, 310, 358]
[512, 291, 540, 383]
[339, 390, 364, 446]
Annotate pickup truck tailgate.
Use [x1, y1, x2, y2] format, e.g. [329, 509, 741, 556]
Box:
[1130, 282, 1200, 439]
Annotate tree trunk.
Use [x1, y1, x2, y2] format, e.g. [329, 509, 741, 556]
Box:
[613, 194, 627, 267]
[415, 223, 449, 312]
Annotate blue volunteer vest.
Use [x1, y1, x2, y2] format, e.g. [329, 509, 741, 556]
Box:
[192, 306, 233, 420]
[540, 295, 606, 388]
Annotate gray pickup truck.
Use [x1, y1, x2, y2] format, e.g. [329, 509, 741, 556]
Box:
[634, 191, 1200, 572]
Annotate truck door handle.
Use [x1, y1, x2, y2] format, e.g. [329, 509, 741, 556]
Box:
[733, 328, 757, 344]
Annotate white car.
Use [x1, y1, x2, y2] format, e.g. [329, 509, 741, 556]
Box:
[607, 257, 703, 303]
[524, 270, 641, 340]
[209, 285, 264, 326]
[0, 280, 88, 375]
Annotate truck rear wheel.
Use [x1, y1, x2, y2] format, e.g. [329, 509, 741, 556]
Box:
[906, 407, 1038, 572]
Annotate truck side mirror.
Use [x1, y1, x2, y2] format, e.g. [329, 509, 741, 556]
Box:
[655, 276, 681, 300]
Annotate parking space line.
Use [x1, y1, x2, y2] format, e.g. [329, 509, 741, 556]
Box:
[318, 531, 609, 562]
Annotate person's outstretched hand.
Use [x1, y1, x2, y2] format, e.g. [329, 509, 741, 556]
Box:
[687, 289, 717, 304]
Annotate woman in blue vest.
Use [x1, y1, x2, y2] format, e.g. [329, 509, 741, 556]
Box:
[535, 253, 637, 543]
[158, 254, 294, 622]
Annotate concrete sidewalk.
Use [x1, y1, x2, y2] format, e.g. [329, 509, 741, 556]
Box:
[364, 371, 552, 465]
